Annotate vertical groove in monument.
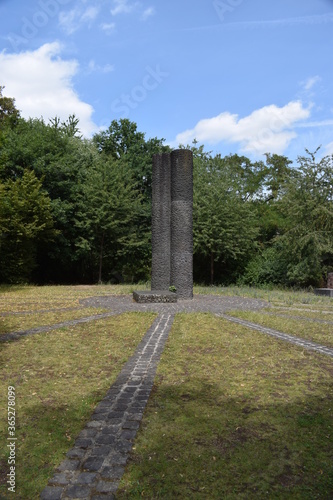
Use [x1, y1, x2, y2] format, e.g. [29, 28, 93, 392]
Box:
[151, 153, 171, 290]
[170, 149, 193, 299]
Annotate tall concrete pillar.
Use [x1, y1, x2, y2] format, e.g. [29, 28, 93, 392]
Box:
[170, 149, 193, 299]
[151, 153, 171, 290]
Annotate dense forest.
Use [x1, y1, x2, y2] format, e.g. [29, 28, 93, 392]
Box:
[0, 86, 332, 287]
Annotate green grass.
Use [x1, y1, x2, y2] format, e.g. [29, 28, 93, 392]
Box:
[0, 284, 332, 498]
[0, 307, 108, 335]
[226, 309, 333, 349]
[0, 301, 156, 498]
[118, 313, 333, 499]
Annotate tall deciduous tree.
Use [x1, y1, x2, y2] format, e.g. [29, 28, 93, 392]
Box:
[75, 157, 149, 283]
[192, 147, 259, 284]
[0, 170, 56, 282]
[277, 148, 333, 286]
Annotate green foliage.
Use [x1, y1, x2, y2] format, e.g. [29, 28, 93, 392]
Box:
[0, 170, 56, 282]
[0, 86, 332, 287]
[192, 145, 259, 283]
[74, 156, 149, 283]
[277, 148, 333, 286]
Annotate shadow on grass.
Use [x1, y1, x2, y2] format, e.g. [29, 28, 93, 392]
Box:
[118, 380, 333, 499]
[0, 390, 106, 499]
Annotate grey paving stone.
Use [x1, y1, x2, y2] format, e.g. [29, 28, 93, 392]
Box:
[90, 446, 112, 457]
[64, 484, 91, 498]
[66, 448, 86, 459]
[95, 481, 119, 494]
[40, 487, 64, 500]
[76, 472, 97, 484]
[96, 434, 116, 445]
[57, 459, 80, 472]
[49, 472, 72, 486]
[100, 466, 125, 480]
[122, 421, 140, 430]
[83, 457, 105, 472]
[75, 438, 93, 449]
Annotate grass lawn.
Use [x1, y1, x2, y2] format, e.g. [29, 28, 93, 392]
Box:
[0, 284, 332, 498]
[118, 313, 333, 499]
[0, 284, 156, 499]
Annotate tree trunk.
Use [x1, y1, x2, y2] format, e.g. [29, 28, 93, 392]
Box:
[210, 251, 214, 285]
[98, 232, 105, 284]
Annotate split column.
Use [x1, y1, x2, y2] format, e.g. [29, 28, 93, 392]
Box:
[151, 149, 193, 300]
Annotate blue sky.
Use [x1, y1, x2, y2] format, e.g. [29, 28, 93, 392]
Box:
[1, 0, 333, 163]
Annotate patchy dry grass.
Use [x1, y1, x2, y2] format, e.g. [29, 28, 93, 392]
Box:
[0, 284, 150, 313]
[0, 312, 156, 499]
[227, 309, 333, 349]
[118, 313, 333, 499]
[194, 285, 333, 309]
[0, 307, 109, 335]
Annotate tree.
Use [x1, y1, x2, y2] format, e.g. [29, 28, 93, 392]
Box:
[0, 86, 20, 132]
[192, 148, 259, 284]
[0, 170, 56, 283]
[276, 148, 333, 286]
[93, 119, 169, 198]
[74, 157, 148, 283]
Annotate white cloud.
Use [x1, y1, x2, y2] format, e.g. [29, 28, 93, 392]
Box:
[142, 7, 155, 20]
[110, 0, 153, 19]
[59, 5, 100, 34]
[324, 141, 333, 156]
[0, 43, 97, 137]
[176, 101, 311, 155]
[87, 60, 114, 74]
[101, 22, 116, 34]
[111, 0, 137, 16]
[302, 76, 321, 91]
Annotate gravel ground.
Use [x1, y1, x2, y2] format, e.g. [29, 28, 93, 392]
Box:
[80, 294, 269, 314]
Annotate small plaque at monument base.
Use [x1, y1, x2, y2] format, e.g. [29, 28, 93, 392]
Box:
[314, 288, 333, 297]
[133, 290, 177, 303]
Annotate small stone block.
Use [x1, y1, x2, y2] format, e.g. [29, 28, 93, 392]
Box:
[49, 472, 70, 486]
[83, 456, 104, 472]
[100, 465, 125, 480]
[96, 481, 119, 494]
[40, 487, 64, 500]
[65, 484, 91, 498]
[77, 472, 97, 484]
[314, 288, 333, 297]
[66, 448, 86, 459]
[57, 459, 80, 472]
[133, 290, 177, 303]
[122, 420, 140, 430]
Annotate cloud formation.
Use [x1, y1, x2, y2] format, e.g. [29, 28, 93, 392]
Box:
[59, 5, 100, 34]
[176, 101, 311, 155]
[0, 42, 97, 136]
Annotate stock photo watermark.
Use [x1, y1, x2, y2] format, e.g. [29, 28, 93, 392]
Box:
[213, 0, 244, 22]
[7, 386, 16, 493]
[8, 0, 72, 51]
[111, 65, 169, 118]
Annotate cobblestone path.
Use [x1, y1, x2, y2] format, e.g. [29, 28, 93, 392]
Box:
[2, 294, 329, 499]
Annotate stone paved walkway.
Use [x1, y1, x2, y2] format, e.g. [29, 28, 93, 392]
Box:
[220, 314, 333, 358]
[2, 294, 331, 499]
[41, 313, 174, 500]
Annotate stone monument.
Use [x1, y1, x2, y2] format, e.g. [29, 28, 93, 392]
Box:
[314, 272, 333, 297]
[133, 149, 193, 303]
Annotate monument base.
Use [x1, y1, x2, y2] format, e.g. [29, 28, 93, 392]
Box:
[133, 290, 177, 303]
[314, 288, 333, 297]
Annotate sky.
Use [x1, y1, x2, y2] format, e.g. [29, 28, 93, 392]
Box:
[1, 0, 333, 163]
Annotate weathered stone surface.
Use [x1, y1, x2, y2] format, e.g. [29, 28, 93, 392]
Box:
[327, 272, 333, 289]
[314, 288, 333, 297]
[133, 290, 177, 303]
[170, 149, 193, 299]
[151, 153, 171, 290]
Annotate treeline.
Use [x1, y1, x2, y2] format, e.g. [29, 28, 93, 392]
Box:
[0, 87, 332, 287]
